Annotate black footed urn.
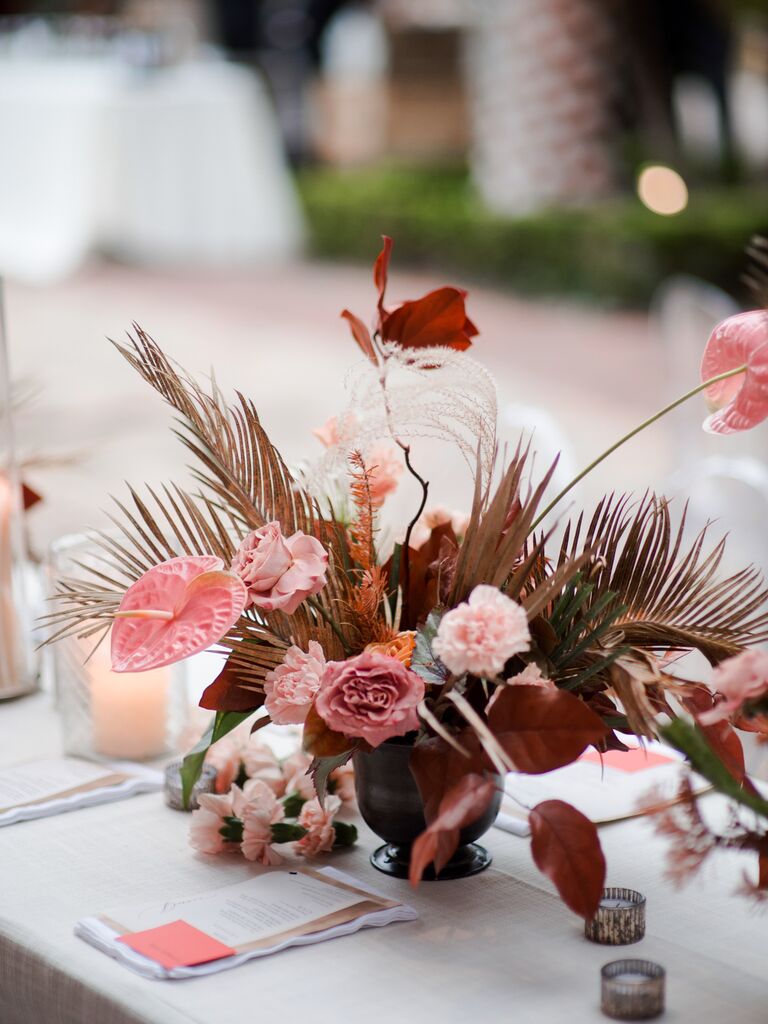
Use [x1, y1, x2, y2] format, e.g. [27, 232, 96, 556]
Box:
[353, 737, 502, 880]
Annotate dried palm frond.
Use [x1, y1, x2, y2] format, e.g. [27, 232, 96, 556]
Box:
[560, 493, 768, 664]
[43, 330, 356, 678]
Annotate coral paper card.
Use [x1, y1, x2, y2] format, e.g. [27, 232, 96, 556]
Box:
[580, 747, 676, 772]
[117, 921, 236, 969]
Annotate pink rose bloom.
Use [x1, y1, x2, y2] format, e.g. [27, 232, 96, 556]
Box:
[189, 787, 246, 856]
[241, 738, 285, 795]
[365, 444, 403, 507]
[264, 641, 327, 725]
[296, 795, 341, 857]
[240, 780, 285, 865]
[699, 650, 768, 725]
[231, 522, 328, 615]
[315, 651, 424, 747]
[433, 584, 531, 678]
[313, 413, 358, 448]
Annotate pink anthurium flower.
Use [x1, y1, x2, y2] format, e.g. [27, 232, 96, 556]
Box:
[111, 555, 248, 672]
[701, 310, 768, 434]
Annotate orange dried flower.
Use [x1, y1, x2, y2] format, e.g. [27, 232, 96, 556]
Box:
[365, 631, 416, 668]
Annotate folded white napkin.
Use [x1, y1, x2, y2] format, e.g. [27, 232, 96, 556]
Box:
[75, 867, 418, 979]
[0, 757, 162, 828]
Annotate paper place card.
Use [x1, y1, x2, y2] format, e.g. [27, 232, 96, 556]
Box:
[497, 739, 710, 836]
[119, 921, 236, 969]
[105, 868, 402, 958]
[0, 758, 128, 814]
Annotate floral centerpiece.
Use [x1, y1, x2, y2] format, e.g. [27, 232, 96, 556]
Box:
[48, 238, 768, 919]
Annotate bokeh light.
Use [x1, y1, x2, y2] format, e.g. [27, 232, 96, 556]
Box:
[636, 165, 689, 216]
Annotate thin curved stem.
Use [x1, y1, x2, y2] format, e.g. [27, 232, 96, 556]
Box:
[530, 364, 748, 532]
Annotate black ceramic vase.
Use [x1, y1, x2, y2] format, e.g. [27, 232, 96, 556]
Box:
[353, 738, 502, 880]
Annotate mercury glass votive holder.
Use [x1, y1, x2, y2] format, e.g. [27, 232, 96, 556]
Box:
[164, 760, 217, 811]
[586, 888, 646, 945]
[601, 959, 665, 1021]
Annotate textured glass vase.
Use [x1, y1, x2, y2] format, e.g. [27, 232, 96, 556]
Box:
[48, 532, 189, 762]
[0, 282, 38, 699]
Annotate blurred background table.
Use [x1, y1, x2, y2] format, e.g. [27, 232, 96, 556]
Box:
[0, 56, 303, 283]
[0, 690, 766, 1024]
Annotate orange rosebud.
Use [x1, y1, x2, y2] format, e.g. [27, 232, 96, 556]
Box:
[365, 631, 416, 668]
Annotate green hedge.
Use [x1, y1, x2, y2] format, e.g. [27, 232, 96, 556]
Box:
[297, 166, 768, 308]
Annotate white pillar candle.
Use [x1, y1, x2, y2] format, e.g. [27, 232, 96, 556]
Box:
[88, 639, 170, 760]
[0, 475, 20, 691]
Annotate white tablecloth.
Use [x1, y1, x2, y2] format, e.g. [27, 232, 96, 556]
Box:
[0, 692, 766, 1024]
[0, 56, 304, 283]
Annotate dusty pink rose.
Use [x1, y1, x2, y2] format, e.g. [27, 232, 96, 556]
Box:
[315, 651, 424, 747]
[699, 650, 768, 725]
[189, 788, 245, 856]
[240, 780, 285, 865]
[364, 444, 403, 507]
[701, 310, 768, 434]
[433, 584, 531, 678]
[296, 795, 341, 857]
[231, 522, 328, 615]
[264, 641, 327, 725]
[313, 413, 358, 448]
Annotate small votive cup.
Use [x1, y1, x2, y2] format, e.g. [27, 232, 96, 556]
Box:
[601, 959, 665, 1020]
[586, 888, 646, 945]
[164, 760, 217, 811]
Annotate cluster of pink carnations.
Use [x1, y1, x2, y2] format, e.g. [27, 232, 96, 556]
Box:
[190, 730, 356, 864]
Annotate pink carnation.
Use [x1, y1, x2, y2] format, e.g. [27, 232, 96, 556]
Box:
[313, 413, 358, 448]
[433, 584, 531, 678]
[240, 780, 285, 865]
[231, 522, 328, 615]
[315, 651, 424, 747]
[189, 788, 245, 856]
[205, 730, 245, 794]
[331, 761, 356, 806]
[282, 750, 316, 801]
[409, 505, 470, 548]
[241, 737, 285, 795]
[365, 444, 403, 507]
[296, 795, 341, 857]
[699, 650, 768, 725]
[508, 664, 556, 689]
[264, 641, 327, 725]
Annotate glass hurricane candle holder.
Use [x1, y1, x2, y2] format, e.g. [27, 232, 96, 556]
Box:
[601, 959, 665, 1021]
[586, 888, 646, 945]
[47, 532, 189, 763]
[0, 281, 38, 699]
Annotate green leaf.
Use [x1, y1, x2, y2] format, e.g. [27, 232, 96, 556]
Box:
[662, 718, 768, 820]
[271, 823, 308, 843]
[411, 609, 449, 686]
[333, 821, 358, 848]
[310, 750, 354, 804]
[219, 815, 244, 844]
[180, 709, 253, 809]
[282, 792, 307, 818]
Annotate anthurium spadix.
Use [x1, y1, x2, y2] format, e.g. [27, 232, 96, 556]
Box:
[111, 556, 248, 672]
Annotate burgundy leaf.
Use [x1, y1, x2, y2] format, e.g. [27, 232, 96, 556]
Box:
[488, 685, 608, 774]
[410, 733, 488, 824]
[410, 773, 497, 886]
[199, 659, 266, 713]
[373, 235, 393, 315]
[381, 287, 477, 353]
[529, 800, 606, 919]
[341, 309, 376, 363]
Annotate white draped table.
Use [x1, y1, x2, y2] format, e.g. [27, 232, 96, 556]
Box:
[0, 692, 766, 1024]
